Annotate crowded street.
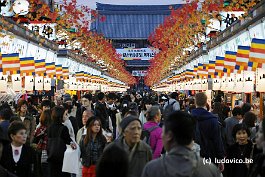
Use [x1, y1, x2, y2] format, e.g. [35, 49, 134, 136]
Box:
[0, 0, 265, 177]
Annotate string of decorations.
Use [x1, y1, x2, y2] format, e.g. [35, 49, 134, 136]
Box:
[0, 0, 136, 85]
[145, 0, 260, 86]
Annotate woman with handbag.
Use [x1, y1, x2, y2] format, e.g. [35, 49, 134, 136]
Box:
[80, 116, 106, 177]
[33, 110, 52, 177]
[47, 106, 76, 177]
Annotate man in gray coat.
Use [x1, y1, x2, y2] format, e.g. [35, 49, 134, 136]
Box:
[141, 111, 221, 177]
[112, 115, 152, 177]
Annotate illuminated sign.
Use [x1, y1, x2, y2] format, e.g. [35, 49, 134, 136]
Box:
[116, 48, 158, 60]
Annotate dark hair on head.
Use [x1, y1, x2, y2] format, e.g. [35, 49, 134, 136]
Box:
[232, 106, 242, 116]
[107, 93, 116, 100]
[170, 92, 179, 99]
[232, 123, 251, 139]
[141, 98, 152, 111]
[243, 112, 257, 128]
[72, 95, 78, 101]
[242, 103, 252, 116]
[8, 121, 26, 141]
[124, 110, 138, 118]
[41, 100, 51, 108]
[17, 100, 28, 112]
[164, 111, 194, 145]
[51, 106, 65, 124]
[84, 116, 103, 145]
[62, 103, 72, 114]
[40, 109, 52, 126]
[0, 108, 13, 121]
[82, 94, 92, 101]
[97, 92, 105, 101]
[96, 143, 129, 177]
[212, 102, 223, 114]
[0, 102, 12, 112]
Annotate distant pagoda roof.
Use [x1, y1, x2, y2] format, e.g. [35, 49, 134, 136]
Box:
[91, 3, 183, 39]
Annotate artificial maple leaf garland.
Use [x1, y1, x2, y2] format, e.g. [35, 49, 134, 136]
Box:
[145, 0, 260, 86]
[0, 0, 135, 85]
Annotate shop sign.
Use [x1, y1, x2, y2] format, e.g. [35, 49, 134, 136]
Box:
[116, 48, 158, 60]
[25, 23, 56, 40]
[132, 70, 147, 76]
[220, 11, 245, 31]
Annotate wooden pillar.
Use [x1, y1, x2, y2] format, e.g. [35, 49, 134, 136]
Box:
[260, 92, 264, 120]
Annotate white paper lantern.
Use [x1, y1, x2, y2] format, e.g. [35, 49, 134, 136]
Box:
[44, 78, 51, 91]
[35, 76, 43, 91]
[0, 74, 8, 92]
[24, 76, 34, 91]
[243, 71, 255, 93]
[12, 74, 22, 92]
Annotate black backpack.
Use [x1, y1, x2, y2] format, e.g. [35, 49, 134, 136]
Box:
[141, 126, 160, 145]
[163, 101, 176, 119]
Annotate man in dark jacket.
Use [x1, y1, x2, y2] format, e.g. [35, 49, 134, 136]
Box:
[94, 92, 110, 131]
[141, 111, 220, 177]
[106, 93, 118, 139]
[111, 115, 152, 177]
[191, 92, 225, 171]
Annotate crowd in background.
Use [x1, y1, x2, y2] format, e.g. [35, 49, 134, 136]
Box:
[0, 91, 264, 177]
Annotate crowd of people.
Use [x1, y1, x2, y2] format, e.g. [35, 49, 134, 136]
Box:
[0, 91, 264, 177]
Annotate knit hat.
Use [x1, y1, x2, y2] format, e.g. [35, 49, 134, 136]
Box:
[120, 115, 142, 132]
[63, 93, 72, 103]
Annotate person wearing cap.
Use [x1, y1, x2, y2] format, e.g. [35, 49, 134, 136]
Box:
[76, 94, 93, 129]
[110, 115, 152, 177]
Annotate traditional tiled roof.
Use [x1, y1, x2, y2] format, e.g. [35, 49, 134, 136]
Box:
[91, 3, 183, 39]
[126, 60, 150, 67]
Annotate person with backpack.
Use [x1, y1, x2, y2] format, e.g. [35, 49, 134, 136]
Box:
[191, 92, 225, 172]
[141, 111, 220, 177]
[163, 92, 180, 119]
[142, 106, 163, 159]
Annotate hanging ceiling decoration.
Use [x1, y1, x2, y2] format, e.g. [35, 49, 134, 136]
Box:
[145, 0, 260, 86]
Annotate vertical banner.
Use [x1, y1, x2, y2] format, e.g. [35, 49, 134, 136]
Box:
[235, 72, 244, 93]
[256, 68, 265, 92]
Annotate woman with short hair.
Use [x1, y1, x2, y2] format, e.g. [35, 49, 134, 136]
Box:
[0, 121, 34, 177]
